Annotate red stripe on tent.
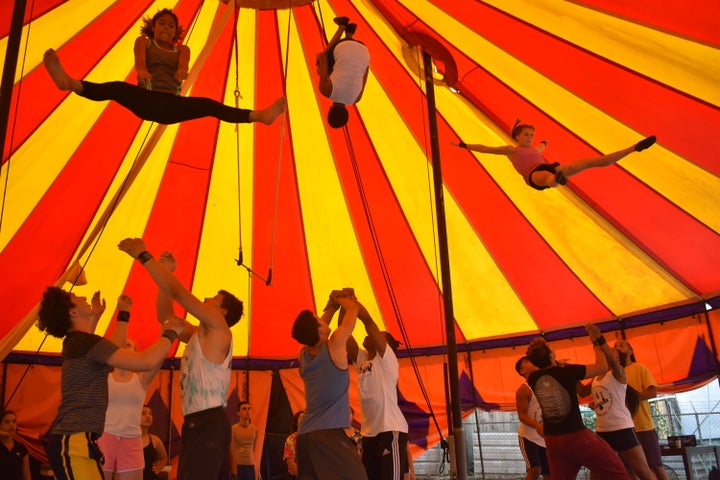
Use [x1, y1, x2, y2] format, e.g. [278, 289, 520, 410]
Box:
[432, 0, 720, 176]
[573, 0, 720, 47]
[0, 0, 66, 38]
[2, 0, 158, 162]
[0, 103, 144, 341]
[248, 10, 317, 358]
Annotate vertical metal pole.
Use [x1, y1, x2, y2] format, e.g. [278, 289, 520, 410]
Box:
[422, 49, 467, 480]
[0, 0, 28, 160]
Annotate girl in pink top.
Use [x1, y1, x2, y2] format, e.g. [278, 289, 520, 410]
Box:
[454, 121, 656, 190]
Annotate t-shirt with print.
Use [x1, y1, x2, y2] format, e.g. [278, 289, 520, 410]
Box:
[528, 364, 586, 436]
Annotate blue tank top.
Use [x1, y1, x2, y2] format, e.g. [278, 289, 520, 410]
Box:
[298, 342, 350, 434]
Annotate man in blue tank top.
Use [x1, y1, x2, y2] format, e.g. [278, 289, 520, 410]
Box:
[291, 289, 368, 480]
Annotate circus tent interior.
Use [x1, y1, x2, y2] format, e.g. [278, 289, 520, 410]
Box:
[1, 0, 719, 475]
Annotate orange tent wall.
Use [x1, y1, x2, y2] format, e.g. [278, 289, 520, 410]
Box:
[3, 309, 719, 474]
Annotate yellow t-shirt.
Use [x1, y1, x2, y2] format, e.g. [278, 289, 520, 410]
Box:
[625, 363, 657, 432]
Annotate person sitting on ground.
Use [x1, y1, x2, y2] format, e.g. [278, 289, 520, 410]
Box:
[43, 8, 285, 126]
[453, 121, 656, 190]
[316, 16, 370, 128]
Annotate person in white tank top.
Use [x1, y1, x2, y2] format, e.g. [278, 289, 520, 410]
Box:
[97, 295, 164, 480]
[578, 347, 656, 480]
[514, 356, 550, 480]
[118, 238, 245, 480]
[316, 17, 370, 129]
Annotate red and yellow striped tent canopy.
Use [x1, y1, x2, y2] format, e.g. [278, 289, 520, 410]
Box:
[1, 0, 720, 464]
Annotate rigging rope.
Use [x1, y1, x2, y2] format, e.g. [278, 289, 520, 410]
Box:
[0, 0, 36, 235]
[235, 3, 293, 287]
[266, 5, 294, 286]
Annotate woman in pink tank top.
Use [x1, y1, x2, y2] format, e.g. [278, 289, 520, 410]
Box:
[454, 121, 656, 190]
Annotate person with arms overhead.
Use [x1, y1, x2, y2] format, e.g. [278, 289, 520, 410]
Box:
[117, 242, 243, 480]
[290, 289, 367, 480]
[37, 288, 183, 480]
[344, 296, 409, 479]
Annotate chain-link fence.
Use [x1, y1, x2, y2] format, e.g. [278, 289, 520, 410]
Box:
[412, 397, 720, 480]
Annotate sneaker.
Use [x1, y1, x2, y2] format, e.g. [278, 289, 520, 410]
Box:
[635, 135, 656, 152]
[346, 23, 357, 34]
[334, 16, 349, 26]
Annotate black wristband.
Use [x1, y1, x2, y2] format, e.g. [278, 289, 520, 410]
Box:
[458, 141, 467, 149]
[136, 251, 153, 264]
[161, 329, 178, 343]
[592, 335, 607, 346]
[117, 310, 130, 323]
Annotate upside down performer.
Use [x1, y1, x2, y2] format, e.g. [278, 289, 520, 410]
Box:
[316, 16, 370, 129]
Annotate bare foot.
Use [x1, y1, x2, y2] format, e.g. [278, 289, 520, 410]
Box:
[252, 97, 287, 125]
[43, 48, 80, 92]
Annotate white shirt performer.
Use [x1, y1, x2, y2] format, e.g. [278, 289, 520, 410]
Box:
[344, 296, 409, 480]
[316, 16, 370, 129]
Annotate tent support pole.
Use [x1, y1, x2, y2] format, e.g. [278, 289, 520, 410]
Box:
[0, 0, 27, 161]
[422, 49, 467, 480]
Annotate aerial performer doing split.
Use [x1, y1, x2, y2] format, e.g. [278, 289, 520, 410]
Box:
[316, 17, 370, 129]
[453, 121, 656, 190]
[43, 8, 286, 126]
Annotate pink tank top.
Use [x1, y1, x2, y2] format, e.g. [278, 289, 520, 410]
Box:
[509, 146, 545, 184]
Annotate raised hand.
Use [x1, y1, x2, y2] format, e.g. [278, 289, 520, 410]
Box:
[91, 290, 107, 319]
[118, 237, 148, 259]
[158, 251, 177, 272]
[117, 294, 133, 312]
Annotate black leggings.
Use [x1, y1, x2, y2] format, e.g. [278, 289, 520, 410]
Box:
[79, 81, 252, 125]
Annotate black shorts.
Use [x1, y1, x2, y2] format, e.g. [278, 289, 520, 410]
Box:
[597, 427, 640, 452]
[528, 162, 560, 190]
[177, 406, 231, 480]
[518, 436, 550, 474]
[361, 431, 409, 480]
